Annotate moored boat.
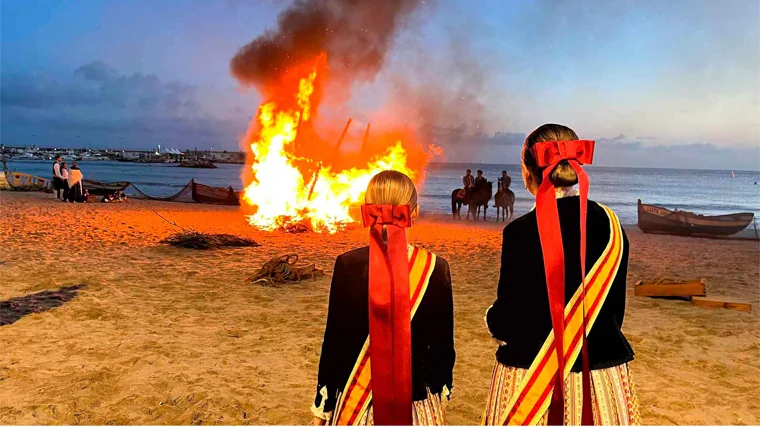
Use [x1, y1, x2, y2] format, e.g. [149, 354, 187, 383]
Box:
[179, 159, 217, 168]
[191, 181, 239, 205]
[637, 199, 754, 237]
[82, 180, 132, 196]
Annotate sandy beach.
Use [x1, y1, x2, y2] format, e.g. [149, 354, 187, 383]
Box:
[0, 191, 758, 425]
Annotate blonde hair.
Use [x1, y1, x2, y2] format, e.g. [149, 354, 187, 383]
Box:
[522, 123, 580, 187]
[365, 170, 418, 213]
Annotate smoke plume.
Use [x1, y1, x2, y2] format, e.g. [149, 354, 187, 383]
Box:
[230, 0, 423, 91]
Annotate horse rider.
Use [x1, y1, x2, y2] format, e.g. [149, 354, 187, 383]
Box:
[475, 169, 486, 185]
[498, 170, 511, 193]
[461, 169, 475, 198]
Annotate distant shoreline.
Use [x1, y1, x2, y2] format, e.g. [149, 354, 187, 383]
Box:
[4, 156, 759, 173]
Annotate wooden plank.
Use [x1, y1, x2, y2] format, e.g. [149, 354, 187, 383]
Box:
[690, 296, 752, 312]
[634, 279, 706, 297]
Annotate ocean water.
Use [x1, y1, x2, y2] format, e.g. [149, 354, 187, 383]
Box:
[6, 160, 760, 227]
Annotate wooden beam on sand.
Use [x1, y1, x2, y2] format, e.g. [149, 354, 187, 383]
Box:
[690, 296, 752, 312]
[308, 117, 353, 201]
[634, 278, 706, 298]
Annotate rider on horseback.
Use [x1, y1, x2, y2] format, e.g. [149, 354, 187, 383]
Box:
[475, 170, 486, 185]
[461, 169, 475, 199]
[497, 170, 511, 193]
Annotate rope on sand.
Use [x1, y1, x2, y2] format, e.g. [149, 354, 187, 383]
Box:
[248, 254, 324, 287]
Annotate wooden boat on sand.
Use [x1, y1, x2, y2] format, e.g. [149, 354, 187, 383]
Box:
[83, 180, 132, 196]
[637, 199, 754, 237]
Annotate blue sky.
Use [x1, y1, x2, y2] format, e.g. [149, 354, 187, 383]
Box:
[1, 0, 758, 169]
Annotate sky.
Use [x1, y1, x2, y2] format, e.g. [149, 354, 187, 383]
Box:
[1, 0, 758, 170]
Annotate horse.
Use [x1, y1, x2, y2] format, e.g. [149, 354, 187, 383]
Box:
[494, 188, 515, 222]
[452, 179, 493, 221]
[451, 189, 466, 220]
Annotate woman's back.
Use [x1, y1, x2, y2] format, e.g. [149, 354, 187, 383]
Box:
[486, 197, 633, 371]
[312, 246, 455, 425]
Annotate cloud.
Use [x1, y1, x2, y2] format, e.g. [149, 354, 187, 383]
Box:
[1, 61, 247, 149]
[74, 61, 118, 82]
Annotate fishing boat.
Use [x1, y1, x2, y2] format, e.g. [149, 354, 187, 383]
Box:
[637, 199, 754, 237]
[82, 180, 132, 196]
[191, 181, 239, 205]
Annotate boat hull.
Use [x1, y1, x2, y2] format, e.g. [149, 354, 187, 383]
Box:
[191, 181, 239, 205]
[83, 180, 132, 196]
[637, 200, 754, 237]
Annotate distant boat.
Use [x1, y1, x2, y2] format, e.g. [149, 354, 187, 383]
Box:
[178, 159, 217, 169]
[637, 199, 754, 237]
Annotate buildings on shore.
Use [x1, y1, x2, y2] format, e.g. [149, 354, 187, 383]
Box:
[0, 145, 245, 164]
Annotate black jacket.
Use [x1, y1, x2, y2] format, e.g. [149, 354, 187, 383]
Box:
[314, 247, 455, 413]
[486, 197, 634, 372]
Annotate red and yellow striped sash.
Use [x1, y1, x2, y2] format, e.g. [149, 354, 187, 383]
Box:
[496, 205, 624, 425]
[333, 246, 437, 425]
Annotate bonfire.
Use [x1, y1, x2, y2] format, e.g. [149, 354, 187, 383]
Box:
[239, 54, 437, 233]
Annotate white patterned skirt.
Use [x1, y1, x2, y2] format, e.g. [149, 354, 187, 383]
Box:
[482, 362, 640, 425]
[326, 389, 446, 426]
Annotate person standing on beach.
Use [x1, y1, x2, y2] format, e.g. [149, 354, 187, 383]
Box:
[60, 162, 70, 201]
[311, 170, 455, 426]
[482, 124, 639, 425]
[52, 155, 63, 200]
[66, 162, 85, 203]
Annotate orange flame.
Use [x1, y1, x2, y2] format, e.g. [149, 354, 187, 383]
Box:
[241, 54, 438, 233]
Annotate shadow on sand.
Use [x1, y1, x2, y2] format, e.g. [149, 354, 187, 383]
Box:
[0, 284, 85, 326]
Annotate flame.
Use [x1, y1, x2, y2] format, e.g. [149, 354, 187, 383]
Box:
[241, 54, 436, 233]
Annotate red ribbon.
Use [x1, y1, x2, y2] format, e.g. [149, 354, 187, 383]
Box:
[530, 140, 595, 426]
[361, 204, 413, 425]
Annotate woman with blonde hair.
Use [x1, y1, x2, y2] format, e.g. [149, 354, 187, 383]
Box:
[482, 124, 639, 425]
[311, 170, 455, 426]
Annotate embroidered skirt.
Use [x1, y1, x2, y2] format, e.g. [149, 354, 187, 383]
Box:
[482, 362, 640, 425]
[325, 389, 446, 426]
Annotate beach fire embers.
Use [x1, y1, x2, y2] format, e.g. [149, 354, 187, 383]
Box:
[275, 217, 351, 234]
[248, 254, 324, 287]
[161, 232, 260, 250]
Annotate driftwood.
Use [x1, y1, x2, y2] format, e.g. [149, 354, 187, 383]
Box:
[635, 278, 752, 312]
[634, 278, 706, 298]
[248, 254, 324, 287]
[690, 297, 752, 312]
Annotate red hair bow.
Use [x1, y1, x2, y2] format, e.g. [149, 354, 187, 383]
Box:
[361, 204, 413, 425]
[361, 204, 412, 228]
[530, 139, 596, 426]
[531, 139, 595, 167]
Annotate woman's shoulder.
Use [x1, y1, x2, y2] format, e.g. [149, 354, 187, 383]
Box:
[335, 246, 369, 266]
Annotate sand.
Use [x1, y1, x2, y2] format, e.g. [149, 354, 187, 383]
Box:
[0, 191, 758, 425]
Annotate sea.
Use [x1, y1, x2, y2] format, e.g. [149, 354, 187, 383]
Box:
[6, 160, 760, 228]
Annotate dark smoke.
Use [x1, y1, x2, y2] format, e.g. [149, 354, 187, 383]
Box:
[230, 0, 423, 90]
